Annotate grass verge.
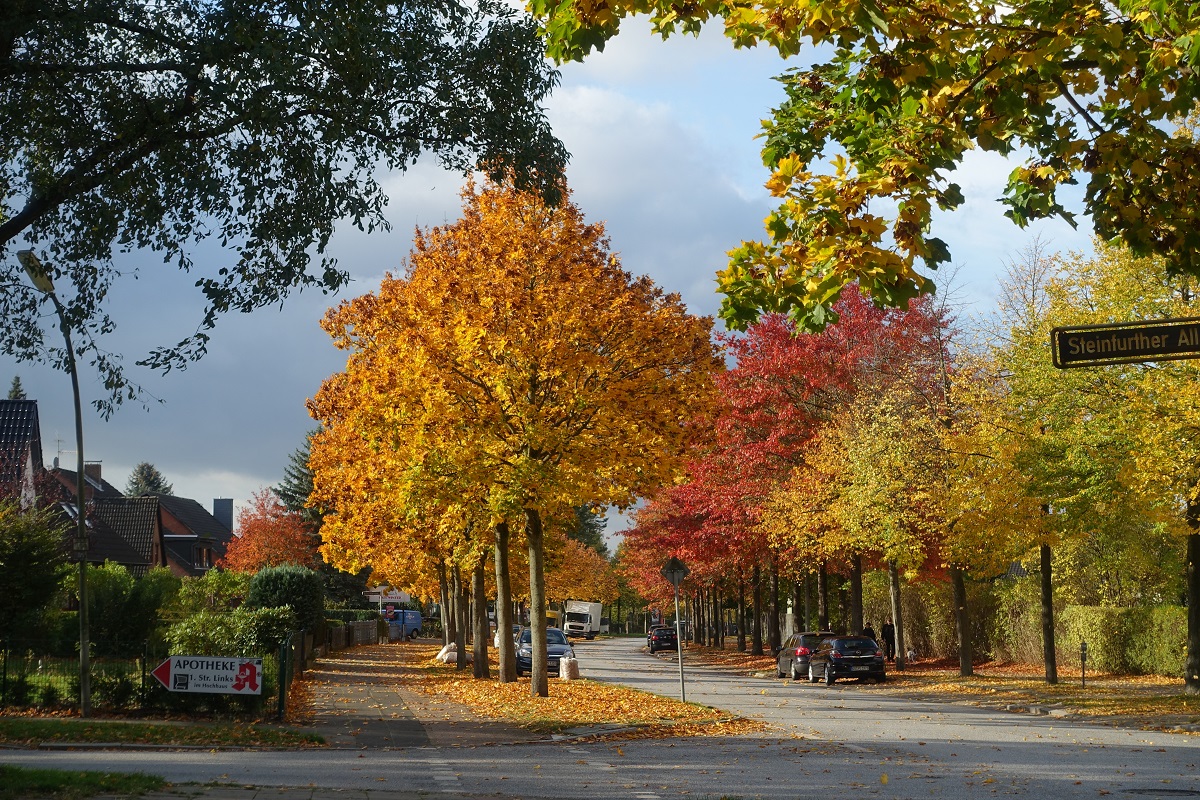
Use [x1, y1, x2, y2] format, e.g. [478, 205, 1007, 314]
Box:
[0, 716, 323, 748]
[0, 764, 165, 800]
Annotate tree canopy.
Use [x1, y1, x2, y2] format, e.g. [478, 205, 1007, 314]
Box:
[124, 462, 172, 497]
[2, 0, 567, 412]
[531, 0, 1200, 331]
[220, 488, 320, 573]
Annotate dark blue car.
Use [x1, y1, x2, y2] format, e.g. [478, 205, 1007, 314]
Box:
[515, 627, 575, 677]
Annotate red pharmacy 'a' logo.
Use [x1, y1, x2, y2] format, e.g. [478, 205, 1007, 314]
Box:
[232, 661, 259, 692]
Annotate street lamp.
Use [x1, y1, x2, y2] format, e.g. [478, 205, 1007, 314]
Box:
[17, 249, 91, 717]
[661, 556, 690, 702]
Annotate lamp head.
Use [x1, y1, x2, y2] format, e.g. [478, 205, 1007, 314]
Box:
[16, 249, 56, 293]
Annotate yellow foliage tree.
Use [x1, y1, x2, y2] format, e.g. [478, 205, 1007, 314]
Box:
[310, 177, 723, 695]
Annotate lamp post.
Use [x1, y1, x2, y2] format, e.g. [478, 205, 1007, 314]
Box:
[661, 556, 690, 702]
[17, 249, 91, 717]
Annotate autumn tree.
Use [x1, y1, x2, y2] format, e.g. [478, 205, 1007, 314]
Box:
[532, 0, 1200, 332]
[311, 177, 723, 696]
[124, 462, 173, 497]
[220, 488, 319, 573]
[3, 0, 566, 413]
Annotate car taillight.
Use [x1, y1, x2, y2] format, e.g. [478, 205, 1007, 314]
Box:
[795, 647, 810, 656]
[875, 649, 884, 658]
[831, 651, 842, 659]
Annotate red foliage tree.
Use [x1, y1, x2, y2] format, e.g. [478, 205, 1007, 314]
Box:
[219, 488, 320, 573]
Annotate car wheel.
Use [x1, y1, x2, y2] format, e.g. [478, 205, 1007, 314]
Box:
[790, 662, 801, 681]
[824, 664, 835, 686]
[876, 675, 887, 684]
[808, 664, 818, 683]
[515, 668, 525, 677]
[777, 661, 786, 678]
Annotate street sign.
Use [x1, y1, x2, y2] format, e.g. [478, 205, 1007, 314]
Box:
[661, 557, 690, 587]
[1051, 317, 1200, 369]
[151, 656, 264, 695]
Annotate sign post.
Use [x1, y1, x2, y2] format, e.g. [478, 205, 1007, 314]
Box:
[661, 557, 690, 702]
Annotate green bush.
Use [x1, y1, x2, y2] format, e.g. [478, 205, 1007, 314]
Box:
[3, 674, 33, 707]
[325, 609, 382, 623]
[37, 681, 61, 709]
[92, 670, 137, 710]
[1125, 606, 1186, 677]
[165, 607, 295, 656]
[248, 566, 324, 633]
[1059, 606, 1129, 673]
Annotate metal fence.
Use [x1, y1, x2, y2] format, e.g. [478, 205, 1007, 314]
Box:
[3, 619, 390, 718]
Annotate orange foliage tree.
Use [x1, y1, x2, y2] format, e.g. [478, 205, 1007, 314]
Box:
[219, 488, 319, 573]
[309, 176, 723, 696]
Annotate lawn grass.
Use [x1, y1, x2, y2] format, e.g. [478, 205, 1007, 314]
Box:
[0, 716, 323, 748]
[0, 764, 165, 800]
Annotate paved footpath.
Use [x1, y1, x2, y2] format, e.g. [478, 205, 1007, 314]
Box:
[301, 641, 542, 751]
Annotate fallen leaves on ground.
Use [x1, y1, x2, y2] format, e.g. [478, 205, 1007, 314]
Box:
[400, 643, 763, 738]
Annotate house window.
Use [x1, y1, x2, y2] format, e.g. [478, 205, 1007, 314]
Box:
[196, 546, 212, 569]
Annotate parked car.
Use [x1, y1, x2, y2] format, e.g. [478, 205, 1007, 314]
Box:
[807, 635, 886, 685]
[494, 623, 522, 648]
[648, 625, 678, 653]
[515, 627, 575, 677]
[775, 631, 835, 680]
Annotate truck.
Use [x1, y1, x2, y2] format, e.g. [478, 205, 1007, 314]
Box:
[562, 601, 603, 639]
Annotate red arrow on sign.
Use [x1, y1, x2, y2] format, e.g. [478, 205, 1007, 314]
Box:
[151, 658, 172, 689]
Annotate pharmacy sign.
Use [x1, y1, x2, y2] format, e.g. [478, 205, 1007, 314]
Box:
[151, 655, 263, 695]
[1051, 317, 1200, 369]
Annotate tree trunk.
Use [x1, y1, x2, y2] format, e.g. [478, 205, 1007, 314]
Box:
[1187, 530, 1200, 693]
[438, 563, 452, 647]
[526, 507, 549, 697]
[452, 566, 468, 671]
[493, 521, 516, 682]
[791, 578, 802, 634]
[697, 588, 706, 646]
[804, 573, 813, 631]
[951, 565, 972, 677]
[849, 553, 863, 635]
[768, 566, 782, 653]
[472, 555, 490, 679]
[1040, 543, 1058, 685]
[889, 562, 906, 672]
[713, 587, 723, 648]
[737, 580, 747, 653]
[817, 562, 829, 631]
[751, 565, 763, 656]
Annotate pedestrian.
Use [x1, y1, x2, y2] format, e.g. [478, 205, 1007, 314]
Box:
[862, 621, 877, 642]
[881, 619, 896, 662]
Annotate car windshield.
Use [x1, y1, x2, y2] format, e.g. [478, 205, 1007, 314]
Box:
[519, 629, 569, 645]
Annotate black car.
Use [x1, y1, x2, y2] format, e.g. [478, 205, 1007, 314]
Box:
[775, 631, 835, 680]
[807, 636, 886, 684]
[648, 625, 678, 653]
[515, 627, 575, 677]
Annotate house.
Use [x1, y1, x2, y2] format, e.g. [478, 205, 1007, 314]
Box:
[89, 496, 166, 577]
[155, 494, 235, 576]
[0, 398, 44, 508]
[4, 397, 238, 577]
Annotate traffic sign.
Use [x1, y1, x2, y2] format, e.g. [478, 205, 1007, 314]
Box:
[661, 557, 689, 588]
[1051, 317, 1200, 368]
[151, 655, 264, 695]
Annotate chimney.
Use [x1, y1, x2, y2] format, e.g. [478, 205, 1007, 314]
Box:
[213, 498, 233, 531]
[84, 462, 102, 481]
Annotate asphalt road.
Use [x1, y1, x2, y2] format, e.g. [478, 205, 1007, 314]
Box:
[2, 636, 1198, 799]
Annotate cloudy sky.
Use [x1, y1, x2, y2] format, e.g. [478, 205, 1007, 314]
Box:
[3, 18, 1092, 536]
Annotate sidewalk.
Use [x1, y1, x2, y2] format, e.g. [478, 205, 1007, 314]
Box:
[302, 640, 545, 750]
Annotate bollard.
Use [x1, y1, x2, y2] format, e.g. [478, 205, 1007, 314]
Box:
[1081, 640, 1088, 688]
